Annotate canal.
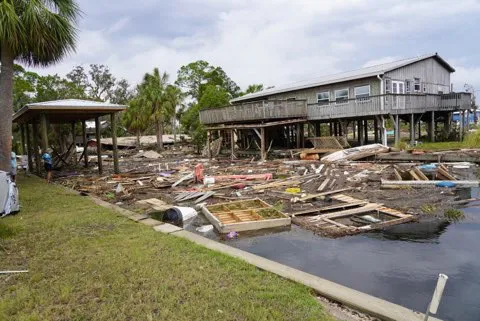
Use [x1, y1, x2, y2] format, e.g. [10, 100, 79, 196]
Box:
[187, 199, 480, 321]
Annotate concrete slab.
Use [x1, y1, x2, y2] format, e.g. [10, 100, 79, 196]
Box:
[138, 218, 163, 227]
[129, 214, 149, 222]
[173, 230, 441, 321]
[153, 223, 183, 234]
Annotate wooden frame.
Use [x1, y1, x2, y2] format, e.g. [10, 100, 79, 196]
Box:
[201, 198, 291, 233]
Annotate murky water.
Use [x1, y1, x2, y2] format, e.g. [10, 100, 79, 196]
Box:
[185, 193, 480, 321]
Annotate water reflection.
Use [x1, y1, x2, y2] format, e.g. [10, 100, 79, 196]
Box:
[369, 220, 450, 243]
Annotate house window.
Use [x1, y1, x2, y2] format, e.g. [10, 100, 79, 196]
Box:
[286, 97, 296, 101]
[414, 78, 421, 92]
[385, 79, 391, 93]
[317, 92, 330, 105]
[335, 88, 349, 103]
[406, 80, 411, 93]
[354, 85, 370, 101]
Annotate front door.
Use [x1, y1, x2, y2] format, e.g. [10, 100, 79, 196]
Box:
[392, 81, 405, 109]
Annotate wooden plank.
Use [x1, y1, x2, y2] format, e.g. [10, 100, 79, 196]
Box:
[393, 168, 403, 181]
[438, 167, 456, 180]
[317, 179, 330, 192]
[409, 169, 422, 181]
[413, 167, 429, 180]
[297, 188, 354, 202]
[321, 203, 382, 219]
[288, 201, 366, 216]
[322, 218, 352, 229]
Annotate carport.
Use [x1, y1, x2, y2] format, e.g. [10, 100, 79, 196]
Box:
[12, 99, 126, 175]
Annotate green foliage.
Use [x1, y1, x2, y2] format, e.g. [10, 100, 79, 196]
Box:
[0, 0, 80, 66]
[444, 208, 465, 222]
[175, 60, 240, 100]
[420, 204, 436, 214]
[242, 83, 264, 95]
[122, 97, 151, 144]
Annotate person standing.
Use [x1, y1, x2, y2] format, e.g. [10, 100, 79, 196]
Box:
[10, 151, 17, 182]
[41, 148, 53, 183]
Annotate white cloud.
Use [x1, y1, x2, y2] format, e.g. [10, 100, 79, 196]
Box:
[362, 56, 402, 68]
[30, 0, 480, 93]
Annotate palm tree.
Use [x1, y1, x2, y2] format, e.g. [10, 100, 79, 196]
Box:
[164, 84, 184, 144]
[137, 68, 174, 150]
[122, 97, 150, 147]
[0, 0, 80, 171]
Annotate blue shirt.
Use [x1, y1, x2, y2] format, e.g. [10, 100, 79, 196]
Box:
[42, 153, 52, 165]
[11, 152, 17, 170]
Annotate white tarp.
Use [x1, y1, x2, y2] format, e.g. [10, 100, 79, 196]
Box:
[0, 171, 20, 217]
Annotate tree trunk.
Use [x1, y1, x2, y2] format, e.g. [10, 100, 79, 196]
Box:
[136, 129, 140, 148]
[155, 114, 164, 151]
[0, 44, 14, 171]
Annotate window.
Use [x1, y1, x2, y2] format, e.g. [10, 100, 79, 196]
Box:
[335, 88, 349, 103]
[317, 92, 330, 105]
[354, 85, 370, 101]
[405, 80, 411, 93]
[414, 78, 421, 92]
[385, 79, 391, 93]
[286, 97, 296, 101]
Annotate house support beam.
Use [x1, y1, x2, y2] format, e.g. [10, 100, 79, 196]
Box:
[95, 117, 103, 175]
[32, 121, 41, 175]
[296, 124, 301, 149]
[363, 120, 368, 144]
[459, 111, 465, 141]
[314, 122, 321, 137]
[260, 127, 266, 161]
[373, 118, 379, 143]
[429, 111, 435, 142]
[357, 120, 364, 145]
[111, 113, 119, 174]
[380, 115, 387, 146]
[25, 123, 33, 172]
[410, 114, 416, 146]
[230, 129, 235, 160]
[82, 120, 88, 168]
[40, 113, 49, 152]
[207, 130, 212, 159]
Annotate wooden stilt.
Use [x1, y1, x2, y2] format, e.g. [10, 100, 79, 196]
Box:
[296, 124, 301, 149]
[260, 127, 266, 161]
[20, 125, 26, 155]
[358, 120, 364, 145]
[32, 121, 41, 175]
[95, 117, 103, 175]
[410, 114, 415, 145]
[430, 111, 435, 142]
[111, 113, 119, 174]
[459, 111, 464, 141]
[315, 122, 321, 136]
[230, 129, 235, 160]
[82, 120, 88, 168]
[373, 118, 379, 143]
[207, 130, 212, 159]
[40, 113, 49, 152]
[71, 122, 77, 164]
[395, 115, 400, 146]
[418, 119, 422, 140]
[363, 119, 368, 144]
[25, 123, 33, 172]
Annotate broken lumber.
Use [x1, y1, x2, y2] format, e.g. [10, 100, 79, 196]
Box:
[381, 179, 479, 187]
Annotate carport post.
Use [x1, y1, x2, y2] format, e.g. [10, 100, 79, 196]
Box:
[95, 117, 103, 174]
[20, 125, 26, 155]
[71, 122, 76, 164]
[32, 121, 41, 175]
[40, 113, 49, 152]
[82, 120, 88, 168]
[111, 113, 119, 174]
[25, 123, 33, 172]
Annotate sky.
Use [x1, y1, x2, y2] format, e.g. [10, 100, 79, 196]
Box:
[33, 0, 480, 93]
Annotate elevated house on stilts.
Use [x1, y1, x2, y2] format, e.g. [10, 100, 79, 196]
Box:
[199, 53, 472, 160]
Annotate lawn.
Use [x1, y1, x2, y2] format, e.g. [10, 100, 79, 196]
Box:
[0, 175, 334, 321]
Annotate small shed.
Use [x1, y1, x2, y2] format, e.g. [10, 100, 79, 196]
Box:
[12, 99, 126, 175]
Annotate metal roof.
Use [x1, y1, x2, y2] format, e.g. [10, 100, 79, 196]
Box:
[13, 99, 126, 124]
[231, 53, 455, 103]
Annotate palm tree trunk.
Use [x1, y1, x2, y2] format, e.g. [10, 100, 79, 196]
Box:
[136, 129, 141, 147]
[0, 44, 15, 171]
[159, 121, 164, 150]
[155, 121, 161, 151]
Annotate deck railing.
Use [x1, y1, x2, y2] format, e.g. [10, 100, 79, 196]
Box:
[199, 93, 471, 124]
[199, 99, 307, 124]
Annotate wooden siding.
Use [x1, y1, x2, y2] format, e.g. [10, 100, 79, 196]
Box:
[262, 77, 381, 104]
[385, 57, 451, 94]
[199, 93, 471, 124]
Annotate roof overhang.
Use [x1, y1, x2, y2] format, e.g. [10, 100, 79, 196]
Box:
[13, 99, 126, 124]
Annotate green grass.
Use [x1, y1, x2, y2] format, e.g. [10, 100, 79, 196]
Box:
[412, 129, 480, 151]
[0, 175, 334, 321]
